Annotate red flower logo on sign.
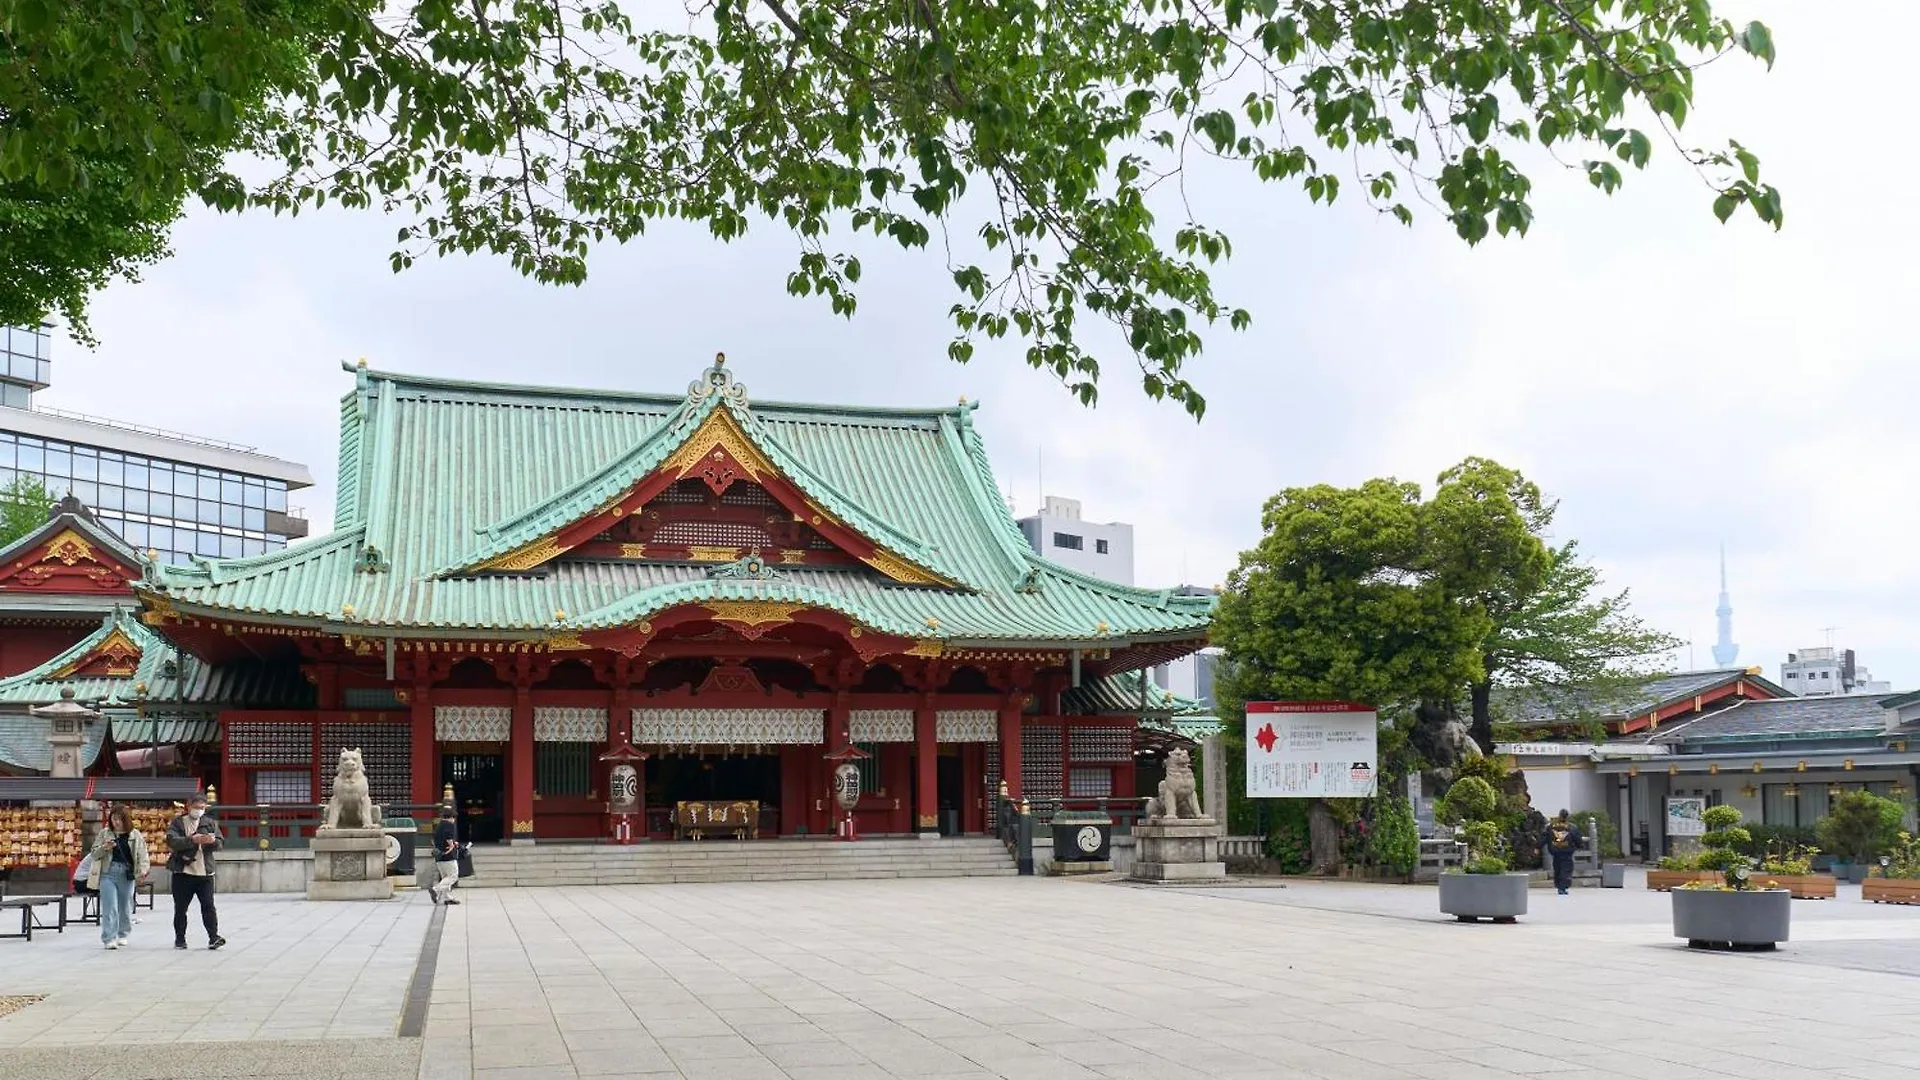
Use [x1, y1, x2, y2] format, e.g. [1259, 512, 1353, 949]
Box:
[1254, 722, 1278, 754]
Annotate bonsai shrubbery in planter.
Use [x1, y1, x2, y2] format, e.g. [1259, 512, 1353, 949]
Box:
[1435, 777, 1529, 924]
[1817, 791, 1904, 885]
[1863, 832, 1920, 905]
[1672, 805, 1791, 951]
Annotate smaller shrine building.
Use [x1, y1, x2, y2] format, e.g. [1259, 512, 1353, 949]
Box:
[132, 358, 1215, 842]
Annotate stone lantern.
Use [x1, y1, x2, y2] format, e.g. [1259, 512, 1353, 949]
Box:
[32, 687, 101, 779]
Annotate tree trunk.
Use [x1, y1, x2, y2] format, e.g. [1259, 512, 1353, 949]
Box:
[1308, 799, 1342, 875]
[1468, 680, 1494, 756]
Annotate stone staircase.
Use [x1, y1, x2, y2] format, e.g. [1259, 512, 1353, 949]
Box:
[462, 837, 1017, 888]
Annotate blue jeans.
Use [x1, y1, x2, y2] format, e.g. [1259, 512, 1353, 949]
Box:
[99, 867, 135, 944]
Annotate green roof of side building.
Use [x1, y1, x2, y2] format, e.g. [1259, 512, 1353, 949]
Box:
[0, 608, 312, 771]
[141, 361, 1215, 650]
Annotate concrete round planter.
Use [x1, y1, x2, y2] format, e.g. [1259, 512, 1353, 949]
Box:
[1438, 871, 1530, 923]
[1671, 887, 1791, 951]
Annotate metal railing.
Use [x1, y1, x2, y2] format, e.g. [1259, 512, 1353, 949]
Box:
[32, 402, 263, 454]
[993, 795, 1034, 875]
[212, 803, 443, 851]
[1022, 796, 1151, 834]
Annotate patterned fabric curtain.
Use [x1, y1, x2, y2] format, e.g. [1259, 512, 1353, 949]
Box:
[849, 710, 913, 742]
[631, 708, 825, 746]
[434, 706, 510, 742]
[935, 710, 997, 742]
[533, 707, 608, 742]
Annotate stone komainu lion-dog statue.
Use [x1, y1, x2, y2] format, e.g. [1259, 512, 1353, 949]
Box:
[1145, 747, 1207, 822]
[321, 747, 383, 830]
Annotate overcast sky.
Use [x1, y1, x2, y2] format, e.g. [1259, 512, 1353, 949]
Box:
[48, 2, 1919, 690]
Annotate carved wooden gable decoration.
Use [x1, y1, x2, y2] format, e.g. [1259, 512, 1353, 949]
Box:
[573, 478, 858, 569]
[0, 527, 141, 595]
[468, 361, 953, 588]
[51, 626, 144, 678]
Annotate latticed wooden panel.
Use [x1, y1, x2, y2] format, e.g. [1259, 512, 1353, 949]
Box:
[1021, 724, 1063, 802]
[226, 723, 312, 766]
[1068, 726, 1132, 763]
[319, 724, 411, 808]
[653, 520, 774, 548]
[1069, 767, 1114, 798]
[251, 770, 313, 804]
[720, 483, 779, 507]
[985, 743, 1001, 829]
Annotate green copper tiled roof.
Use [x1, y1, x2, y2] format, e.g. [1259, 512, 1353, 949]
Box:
[143, 362, 1216, 649]
[0, 712, 108, 773]
[0, 608, 311, 711]
[1064, 671, 1211, 717]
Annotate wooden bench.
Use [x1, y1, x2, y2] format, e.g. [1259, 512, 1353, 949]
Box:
[72, 881, 157, 924]
[0, 895, 68, 941]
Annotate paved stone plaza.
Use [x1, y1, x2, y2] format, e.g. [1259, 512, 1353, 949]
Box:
[0, 893, 428, 1079]
[6, 872, 1920, 1079]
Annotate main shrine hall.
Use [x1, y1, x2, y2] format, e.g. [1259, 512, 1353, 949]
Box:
[127, 357, 1214, 842]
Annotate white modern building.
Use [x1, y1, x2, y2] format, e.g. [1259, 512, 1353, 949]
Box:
[1016, 495, 1134, 585]
[1781, 646, 1892, 698]
[0, 324, 314, 564]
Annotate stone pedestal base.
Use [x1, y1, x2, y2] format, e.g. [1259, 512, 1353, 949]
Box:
[1130, 818, 1226, 883]
[1052, 860, 1112, 876]
[307, 828, 394, 901]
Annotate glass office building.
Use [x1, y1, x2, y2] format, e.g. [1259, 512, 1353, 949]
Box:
[1, 325, 52, 409]
[1, 325, 313, 564]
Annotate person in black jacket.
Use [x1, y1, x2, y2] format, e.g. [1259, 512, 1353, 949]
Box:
[429, 808, 461, 906]
[1544, 810, 1584, 895]
[166, 793, 226, 949]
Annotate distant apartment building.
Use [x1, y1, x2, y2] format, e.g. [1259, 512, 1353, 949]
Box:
[1780, 646, 1892, 698]
[1017, 495, 1134, 585]
[0, 324, 313, 565]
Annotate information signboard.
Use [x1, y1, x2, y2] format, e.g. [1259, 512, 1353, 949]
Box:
[1246, 702, 1378, 798]
[1666, 797, 1707, 838]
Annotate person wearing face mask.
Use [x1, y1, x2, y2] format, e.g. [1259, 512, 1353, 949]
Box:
[165, 793, 226, 950]
[89, 804, 150, 949]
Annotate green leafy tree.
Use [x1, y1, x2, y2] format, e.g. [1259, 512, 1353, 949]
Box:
[1439, 458, 1681, 752]
[1817, 791, 1906, 866]
[1213, 477, 1488, 871]
[1215, 459, 1679, 870]
[0, 474, 55, 545]
[3, 1, 1781, 408]
[0, 1, 325, 339]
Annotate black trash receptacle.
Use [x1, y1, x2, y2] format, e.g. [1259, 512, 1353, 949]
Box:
[940, 809, 960, 837]
[383, 816, 417, 883]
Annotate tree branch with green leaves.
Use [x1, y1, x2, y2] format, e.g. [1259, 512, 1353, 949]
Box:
[3, 0, 1781, 411]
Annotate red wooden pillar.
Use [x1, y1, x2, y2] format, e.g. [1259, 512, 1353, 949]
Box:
[610, 673, 634, 840]
[822, 696, 849, 835]
[409, 679, 436, 807]
[509, 683, 535, 844]
[883, 746, 911, 833]
[998, 696, 1024, 799]
[914, 695, 938, 835]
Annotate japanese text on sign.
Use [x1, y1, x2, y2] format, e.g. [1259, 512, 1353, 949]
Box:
[1246, 702, 1379, 798]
